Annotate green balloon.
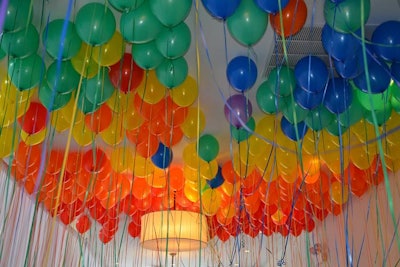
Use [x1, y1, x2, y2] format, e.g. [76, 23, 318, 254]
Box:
[282, 97, 309, 124]
[305, 105, 334, 131]
[364, 105, 392, 126]
[1, 24, 39, 58]
[39, 81, 72, 111]
[338, 94, 365, 127]
[108, 0, 145, 12]
[231, 117, 255, 142]
[391, 96, 400, 113]
[120, 1, 162, 44]
[44, 19, 82, 60]
[77, 87, 101, 114]
[324, 0, 370, 33]
[156, 23, 191, 59]
[198, 134, 219, 162]
[0, 48, 5, 60]
[8, 54, 44, 90]
[326, 118, 348, 137]
[46, 60, 80, 94]
[266, 66, 296, 97]
[389, 80, 400, 102]
[355, 86, 391, 111]
[256, 81, 287, 114]
[132, 41, 164, 70]
[75, 3, 116, 46]
[84, 68, 115, 105]
[156, 57, 188, 88]
[149, 0, 192, 27]
[227, 0, 268, 46]
[3, 0, 33, 32]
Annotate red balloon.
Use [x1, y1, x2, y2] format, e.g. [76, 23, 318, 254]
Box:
[18, 102, 48, 134]
[128, 221, 141, 238]
[109, 53, 144, 93]
[270, 0, 307, 38]
[84, 104, 113, 133]
[76, 215, 92, 234]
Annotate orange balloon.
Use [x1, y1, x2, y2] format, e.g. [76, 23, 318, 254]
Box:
[132, 177, 151, 199]
[168, 165, 185, 191]
[270, 0, 307, 38]
[162, 96, 188, 127]
[134, 93, 165, 121]
[159, 126, 184, 147]
[84, 104, 113, 133]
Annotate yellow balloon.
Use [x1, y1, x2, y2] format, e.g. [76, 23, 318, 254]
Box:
[21, 127, 47, 145]
[100, 113, 124, 146]
[350, 119, 377, 143]
[146, 166, 167, 188]
[71, 43, 98, 78]
[0, 75, 35, 103]
[184, 182, 199, 202]
[92, 31, 124, 67]
[183, 164, 199, 182]
[255, 115, 277, 140]
[182, 143, 201, 169]
[60, 96, 84, 125]
[0, 100, 28, 127]
[255, 149, 276, 180]
[201, 188, 221, 216]
[232, 152, 255, 177]
[0, 126, 18, 158]
[106, 90, 133, 112]
[319, 132, 350, 174]
[136, 70, 166, 104]
[72, 119, 95, 146]
[220, 180, 240, 196]
[132, 155, 154, 178]
[123, 100, 144, 130]
[169, 75, 198, 107]
[199, 159, 218, 180]
[110, 146, 134, 173]
[51, 109, 70, 132]
[238, 141, 256, 168]
[302, 130, 318, 155]
[180, 107, 205, 139]
[330, 181, 349, 205]
[350, 141, 373, 170]
[276, 146, 298, 173]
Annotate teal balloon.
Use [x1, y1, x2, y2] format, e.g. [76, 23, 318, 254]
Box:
[108, 0, 145, 12]
[84, 68, 115, 105]
[149, 0, 192, 27]
[120, 2, 162, 44]
[227, 0, 268, 46]
[364, 105, 392, 126]
[282, 97, 309, 124]
[337, 95, 365, 127]
[267, 66, 296, 97]
[156, 23, 191, 59]
[1, 24, 39, 58]
[3, 0, 32, 32]
[46, 60, 80, 94]
[76, 86, 101, 114]
[198, 134, 219, 162]
[39, 81, 72, 111]
[44, 19, 82, 60]
[324, 0, 370, 33]
[231, 117, 255, 142]
[256, 81, 287, 114]
[156, 57, 188, 88]
[75, 3, 116, 46]
[0, 48, 5, 60]
[326, 118, 348, 137]
[8, 54, 44, 90]
[132, 41, 164, 70]
[305, 105, 334, 131]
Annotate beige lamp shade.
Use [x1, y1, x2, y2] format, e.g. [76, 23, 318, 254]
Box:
[140, 210, 209, 252]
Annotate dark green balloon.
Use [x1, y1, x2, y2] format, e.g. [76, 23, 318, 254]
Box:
[355, 86, 390, 111]
[84, 68, 115, 105]
[391, 96, 400, 113]
[46, 60, 80, 94]
[198, 134, 219, 162]
[108, 0, 145, 12]
[305, 105, 334, 131]
[39, 81, 72, 111]
[44, 19, 82, 60]
[1, 24, 39, 58]
[3, 0, 32, 32]
[326, 118, 348, 137]
[231, 117, 255, 142]
[8, 54, 44, 90]
[337, 94, 365, 127]
[364, 105, 392, 126]
[149, 0, 192, 27]
[282, 96, 309, 124]
[0, 48, 5, 60]
[132, 41, 164, 70]
[267, 66, 296, 97]
[156, 57, 188, 88]
[256, 81, 287, 114]
[76, 87, 101, 114]
[156, 23, 191, 59]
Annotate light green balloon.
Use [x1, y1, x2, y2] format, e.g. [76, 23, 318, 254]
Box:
[132, 41, 164, 70]
[8, 54, 44, 90]
[256, 81, 287, 114]
[1, 24, 39, 58]
[324, 0, 370, 33]
[155, 57, 188, 88]
[149, 0, 192, 27]
[227, 0, 268, 46]
[155, 23, 191, 59]
[3, 0, 33, 32]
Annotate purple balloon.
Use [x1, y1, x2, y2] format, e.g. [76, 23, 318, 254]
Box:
[224, 94, 253, 128]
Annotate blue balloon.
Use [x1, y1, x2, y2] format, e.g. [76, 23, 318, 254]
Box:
[321, 24, 361, 61]
[226, 56, 258, 92]
[391, 62, 400, 87]
[294, 55, 328, 93]
[353, 58, 391, 94]
[371, 20, 400, 62]
[207, 167, 224, 189]
[324, 78, 353, 114]
[294, 86, 324, 110]
[201, 0, 241, 20]
[334, 55, 363, 79]
[253, 0, 289, 14]
[151, 143, 173, 169]
[280, 116, 308, 141]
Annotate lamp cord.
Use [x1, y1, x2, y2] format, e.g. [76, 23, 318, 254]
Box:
[170, 252, 177, 267]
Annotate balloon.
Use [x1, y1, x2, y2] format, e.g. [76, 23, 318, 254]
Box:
[136, 70, 166, 104]
[231, 117, 255, 142]
[151, 143, 173, 169]
[156, 57, 188, 88]
[392, 62, 400, 87]
[282, 97, 309, 124]
[305, 105, 334, 131]
[0, 126, 18, 158]
[226, 56, 257, 92]
[201, 0, 240, 20]
[8, 54, 44, 90]
[123, 100, 144, 130]
[76, 215, 91, 234]
[149, 0, 192, 27]
[71, 43, 98, 78]
[75, 3, 116, 46]
[132, 41, 164, 70]
[224, 94, 253, 127]
[108, 0, 145, 12]
[180, 107, 206, 139]
[43, 19, 82, 60]
[295, 55, 328, 93]
[330, 181, 349, 205]
[267, 66, 296, 97]
[227, 0, 269, 46]
[207, 167, 225, 189]
[169, 76, 198, 107]
[324, 78, 353, 114]
[110, 147, 134, 173]
[155, 23, 191, 59]
[162, 96, 188, 126]
[364, 105, 392, 126]
[280, 116, 308, 141]
[353, 59, 391, 94]
[92, 31, 125, 67]
[77, 85, 102, 115]
[324, 0, 370, 33]
[109, 53, 144, 93]
[294, 86, 324, 110]
[18, 102, 47, 134]
[321, 24, 361, 61]
[333, 54, 364, 79]
[254, 0, 289, 14]
[84, 104, 113, 133]
[120, 2, 162, 44]
[270, 0, 307, 38]
[256, 84, 287, 114]
[337, 94, 365, 127]
[201, 188, 221, 216]
[38, 81, 72, 111]
[84, 68, 115, 105]
[3, 0, 32, 32]
[100, 114, 124, 145]
[1, 24, 39, 58]
[46, 60, 80, 94]
[198, 134, 219, 162]
[72, 119, 95, 146]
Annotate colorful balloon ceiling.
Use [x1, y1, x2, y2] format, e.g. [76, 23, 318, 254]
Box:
[1, 0, 400, 259]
